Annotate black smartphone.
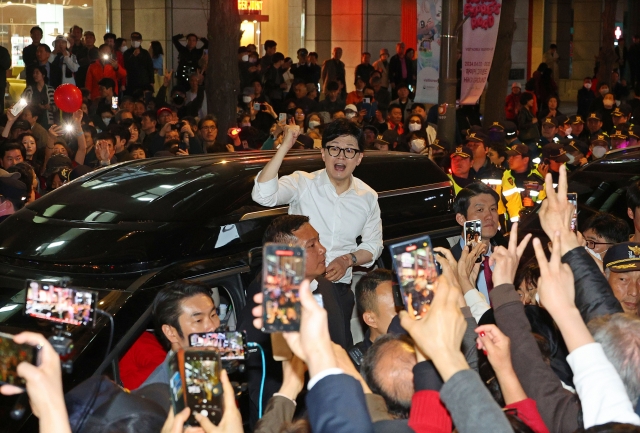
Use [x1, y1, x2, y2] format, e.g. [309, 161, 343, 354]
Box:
[169, 349, 223, 427]
[567, 192, 578, 232]
[390, 235, 440, 319]
[253, 102, 260, 111]
[464, 219, 483, 263]
[363, 97, 371, 105]
[261, 243, 305, 332]
[188, 331, 246, 360]
[25, 280, 97, 327]
[0, 332, 41, 388]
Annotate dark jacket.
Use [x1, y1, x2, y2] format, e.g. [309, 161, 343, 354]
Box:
[577, 87, 596, 119]
[388, 54, 411, 86]
[517, 107, 540, 142]
[490, 283, 582, 432]
[561, 246, 623, 323]
[307, 374, 374, 433]
[123, 47, 155, 91]
[172, 34, 208, 84]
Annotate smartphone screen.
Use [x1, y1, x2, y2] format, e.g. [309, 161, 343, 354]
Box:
[25, 280, 97, 326]
[261, 243, 305, 332]
[0, 332, 40, 388]
[363, 97, 371, 105]
[390, 235, 439, 319]
[278, 113, 287, 123]
[168, 352, 186, 415]
[111, 96, 118, 110]
[253, 102, 260, 111]
[10, 98, 28, 117]
[188, 332, 246, 360]
[464, 220, 482, 247]
[567, 192, 578, 232]
[182, 349, 223, 426]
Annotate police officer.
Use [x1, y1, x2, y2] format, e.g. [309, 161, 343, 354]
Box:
[611, 104, 632, 132]
[588, 134, 610, 161]
[586, 111, 606, 141]
[556, 115, 574, 139]
[448, 145, 475, 195]
[467, 132, 503, 180]
[562, 138, 589, 170]
[540, 142, 570, 185]
[540, 116, 560, 146]
[504, 143, 545, 211]
[629, 125, 639, 148]
[610, 127, 630, 150]
[571, 115, 588, 141]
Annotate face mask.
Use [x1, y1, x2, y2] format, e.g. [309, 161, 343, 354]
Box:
[584, 83, 592, 89]
[241, 122, 251, 127]
[132, 41, 141, 48]
[592, 146, 607, 158]
[356, 86, 364, 91]
[410, 139, 426, 153]
[603, 100, 614, 109]
[120, 45, 128, 53]
[408, 123, 421, 132]
[566, 153, 575, 164]
[585, 246, 602, 261]
[102, 117, 112, 126]
[242, 95, 252, 103]
[249, 58, 257, 64]
[600, 88, 609, 96]
[345, 112, 356, 119]
[308, 120, 320, 129]
[242, 54, 249, 62]
[173, 96, 185, 105]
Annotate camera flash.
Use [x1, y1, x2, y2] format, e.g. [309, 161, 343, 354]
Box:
[65, 124, 73, 132]
[103, 55, 109, 60]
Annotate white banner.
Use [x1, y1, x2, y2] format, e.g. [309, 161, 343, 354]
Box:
[460, 0, 502, 105]
[415, 0, 442, 104]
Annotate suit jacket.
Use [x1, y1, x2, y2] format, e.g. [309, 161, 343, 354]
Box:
[388, 54, 412, 86]
[321, 58, 345, 94]
[238, 273, 349, 426]
[307, 374, 374, 433]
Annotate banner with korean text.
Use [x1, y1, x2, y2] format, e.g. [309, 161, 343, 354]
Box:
[460, 0, 502, 104]
[415, 0, 442, 104]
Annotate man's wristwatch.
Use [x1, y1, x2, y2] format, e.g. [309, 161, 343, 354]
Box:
[349, 253, 357, 267]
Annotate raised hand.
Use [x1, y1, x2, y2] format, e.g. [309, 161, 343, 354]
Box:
[490, 222, 532, 287]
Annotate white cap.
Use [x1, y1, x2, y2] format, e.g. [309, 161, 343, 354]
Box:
[512, 82, 522, 89]
[345, 104, 358, 113]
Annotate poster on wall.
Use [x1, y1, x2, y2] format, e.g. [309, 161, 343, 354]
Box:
[415, 0, 442, 104]
[460, 0, 502, 105]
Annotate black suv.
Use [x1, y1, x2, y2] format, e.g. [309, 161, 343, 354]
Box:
[0, 150, 459, 430]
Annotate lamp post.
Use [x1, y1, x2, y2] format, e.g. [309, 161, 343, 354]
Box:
[436, 0, 459, 150]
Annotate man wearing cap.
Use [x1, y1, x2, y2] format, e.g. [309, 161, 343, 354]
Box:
[556, 115, 573, 139]
[610, 127, 630, 150]
[603, 242, 640, 315]
[586, 112, 605, 141]
[466, 132, 502, 180]
[448, 145, 475, 195]
[86, 44, 127, 100]
[123, 32, 154, 96]
[570, 115, 588, 141]
[540, 142, 569, 185]
[505, 82, 521, 121]
[0, 176, 27, 222]
[540, 117, 560, 145]
[628, 125, 639, 148]
[49, 35, 80, 88]
[504, 143, 544, 212]
[611, 104, 632, 132]
[589, 134, 611, 161]
[562, 138, 589, 169]
[372, 130, 402, 152]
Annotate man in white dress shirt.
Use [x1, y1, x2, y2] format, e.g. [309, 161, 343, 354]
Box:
[252, 118, 383, 334]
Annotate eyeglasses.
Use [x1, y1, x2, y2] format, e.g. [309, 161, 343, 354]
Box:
[201, 126, 217, 131]
[585, 240, 614, 250]
[325, 146, 360, 159]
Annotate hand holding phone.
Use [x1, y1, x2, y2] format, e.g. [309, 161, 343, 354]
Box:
[0, 332, 42, 389]
[10, 98, 28, 118]
[464, 220, 483, 263]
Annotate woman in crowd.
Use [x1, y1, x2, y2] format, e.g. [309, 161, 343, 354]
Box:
[149, 40, 164, 77]
[22, 66, 56, 130]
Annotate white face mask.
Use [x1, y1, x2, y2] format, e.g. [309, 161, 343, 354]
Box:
[242, 54, 249, 62]
[408, 123, 421, 132]
[120, 45, 128, 52]
[102, 117, 112, 126]
[249, 58, 257, 64]
[584, 83, 592, 89]
[410, 139, 426, 153]
[308, 120, 320, 129]
[600, 88, 610, 96]
[242, 95, 252, 103]
[132, 41, 141, 48]
[566, 153, 575, 164]
[592, 146, 607, 158]
[345, 112, 356, 119]
[585, 246, 602, 261]
[241, 122, 251, 128]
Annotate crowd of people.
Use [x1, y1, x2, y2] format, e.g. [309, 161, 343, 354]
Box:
[1, 32, 640, 433]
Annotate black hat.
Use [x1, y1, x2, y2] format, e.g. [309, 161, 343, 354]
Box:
[488, 121, 505, 131]
[542, 117, 559, 127]
[628, 125, 640, 139]
[12, 120, 31, 131]
[97, 78, 115, 89]
[464, 125, 484, 137]
[44, 154, 73, 177]
[555, 115, 571, 126]
[450, 145, 473, 159]
[587, 111, 602, 122]
[563, 139, 588, 155]
[431, 138, 448, 151]
[375, 130, 399, 147]
[542, 142, 570, 162]
[505, 143, 530, 157]
[363, 125, 379, 135]
[0, 176, 27, 210]
[603, 242, 640, 272]
[466, 132, 488, 146]
[501, 121, 518, 136]
[610, 127, 629, 140]
[591, 134, 610, 147]
[611, 104, 632, 118]
[570, 115, 585, 125]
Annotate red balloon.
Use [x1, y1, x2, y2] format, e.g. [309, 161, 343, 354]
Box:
[54, 84, 83, 113]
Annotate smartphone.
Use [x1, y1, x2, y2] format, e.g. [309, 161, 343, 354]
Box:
[25, 280, 97, 327]
[363, 97, 371, 105]
[464, 220, 483, 263]
[188, 331, 246, 360]
[111, 96, 118, 110]
[390, 235, 440, 319]
[253, 102, 260, 111]
[261, 243, 305, 332]
[567, 192, 578, 232]
[102, 54, 110, 61]
[10, 98, 28, 117]
[169, 349, 223, 427]
[278, 113, 287, 123]
[0, 332, 41, 388]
